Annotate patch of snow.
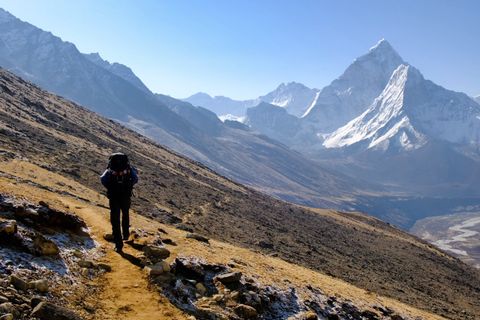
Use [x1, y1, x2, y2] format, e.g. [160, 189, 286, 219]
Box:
[218, 114, 246, 123]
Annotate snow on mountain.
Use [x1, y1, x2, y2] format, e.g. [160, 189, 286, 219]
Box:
[303, 39, 405, 133]
[258, 82, 319, 117]
[324, 64, 480, 152]
[183, 92, 256, 117]
[84, 52, 151, 94]
[185, 82, 318, 119]
[475, 95, 480, 104]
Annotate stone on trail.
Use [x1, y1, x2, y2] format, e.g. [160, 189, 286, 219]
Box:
[31, 301, 83, 320]
[143, 245, 170, 261]
[30, 279, 49, 293]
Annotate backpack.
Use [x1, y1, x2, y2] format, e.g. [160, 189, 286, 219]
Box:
[108, 153, 129, 172]
[107, 153, 133, 197]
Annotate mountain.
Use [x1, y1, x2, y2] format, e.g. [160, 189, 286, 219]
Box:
[1, 67, 480, 319]
[245, 102, 302, 145]
[303, 39, 405, 133]
[0, 7, 365, 211]
[184, 82, 318, 118]
[258, 82, 319, 117]
[324, 64, 480, 151]
[83, 52, 151, 94]
[183, 92, 255, 118]
[475, 95, 480, 104]
[245, 40, 406, 152]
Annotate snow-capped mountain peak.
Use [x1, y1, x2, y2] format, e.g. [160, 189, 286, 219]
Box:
[302, 39, 405, 132]
[259, 82, 319, 117]
[324, 64, 480, 152]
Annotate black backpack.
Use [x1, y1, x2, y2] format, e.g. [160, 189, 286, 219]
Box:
[107, 153, 133, 197]
[108, 153, 129, 172]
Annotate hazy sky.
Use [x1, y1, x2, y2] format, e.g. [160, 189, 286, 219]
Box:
[0, 0, 478, 99]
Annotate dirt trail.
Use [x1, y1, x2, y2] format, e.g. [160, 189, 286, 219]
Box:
[60, 199, 188, 320]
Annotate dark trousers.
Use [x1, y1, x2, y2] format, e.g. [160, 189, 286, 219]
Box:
[109, 197, 131, 248]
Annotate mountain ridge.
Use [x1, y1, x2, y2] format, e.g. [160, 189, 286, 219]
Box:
[1, 66, 480, 319]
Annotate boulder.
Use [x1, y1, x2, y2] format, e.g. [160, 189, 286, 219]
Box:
[0, 296, 8, 303]
[31, 302, 83, 320]
[195, 282, 207, 296]
[30, 279, 49, 293]
[145, 261, 170, 276]
[96, 263, 112, 272]
[143, 245, 170, 262]
[78, 260, 95, 268]
[31, 296, 45, 308]
[10, 275, 29, 291]
[0, 303, 16, 316]
[33, 235, 59, 256]
[0, 314, 13, 320]
[215, 272, 242, 285]
[186, 233, 210, 243]
[0, 220, 17, 235]
[233, 304, 258, 319]
[258, 240, 274, 249]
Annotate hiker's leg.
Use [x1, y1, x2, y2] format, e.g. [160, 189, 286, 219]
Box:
[121, 197, 131, 240]
[109, 198, 122, 250]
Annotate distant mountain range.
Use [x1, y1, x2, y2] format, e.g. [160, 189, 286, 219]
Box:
[184, 81, 319, 118]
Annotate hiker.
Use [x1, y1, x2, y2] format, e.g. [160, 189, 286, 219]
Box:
[100, 153, 138, 252]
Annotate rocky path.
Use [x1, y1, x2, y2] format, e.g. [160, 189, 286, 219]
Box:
[60, 199, 187, 320]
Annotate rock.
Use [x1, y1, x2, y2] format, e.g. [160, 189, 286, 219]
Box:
[0, 314, 13, 320]
[143, 245, 170, 261]
[31, 301, 83, 320]
[103, 233, 114, 242]
[173, 258, 206, 281]
[0, 295, 8, 303]
[195, 282, 207, 296]
[186, 233, 210, 243]
[78, 260, 95, 268]
[390, 315, 405, 320]
[258, 240, 274, 249]
[0, 303, 16, 316]
[159, 260, 171, 273]
[97, 263, 112, 272]
[176, 224, 193, 232]
[30, 279, 49, 293]
[153, 273, 175, 285]
[302, 311, 318, 320]
[33, 234, 59, 256]
[31, 296, 45, 308]
[361, 310, 380, 320]
[215, 272, 242, 284]
[162, 238, 176, 246]
[145, 262, 167, 276]
[0, 220, 17, 235]
[233, 304, 258, 319]
[10, 275, 29, 291]
[39, 201, 49, 208]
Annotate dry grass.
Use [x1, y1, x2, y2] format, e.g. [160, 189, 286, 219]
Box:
[0, 160, 446, 320]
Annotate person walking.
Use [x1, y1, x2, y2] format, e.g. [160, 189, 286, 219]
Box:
[100, 152, 138, 252]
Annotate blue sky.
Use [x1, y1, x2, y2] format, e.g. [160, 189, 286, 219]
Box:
[0, 0, 478, 99]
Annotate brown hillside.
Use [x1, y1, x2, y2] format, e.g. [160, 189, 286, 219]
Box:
[0, 68, 479, 319]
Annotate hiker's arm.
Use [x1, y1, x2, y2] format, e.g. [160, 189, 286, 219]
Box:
[100, 170, 111, 188]
[131, 167, 139, 185]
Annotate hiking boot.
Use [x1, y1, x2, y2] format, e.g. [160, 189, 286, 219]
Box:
[114, 245, 123, 253]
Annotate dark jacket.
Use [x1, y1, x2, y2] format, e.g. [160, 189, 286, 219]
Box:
[100, 166, 138, 199]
